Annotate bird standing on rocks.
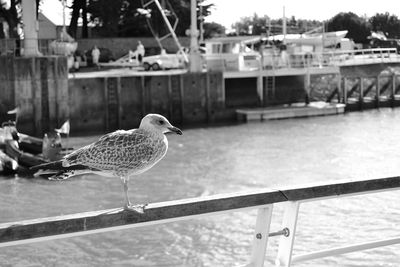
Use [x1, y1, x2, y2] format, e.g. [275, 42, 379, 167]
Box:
[31, 114, 182, 213]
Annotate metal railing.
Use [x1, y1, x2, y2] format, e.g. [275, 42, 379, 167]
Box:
[1, 176, 400, 266]
[262, 48, 400, 70]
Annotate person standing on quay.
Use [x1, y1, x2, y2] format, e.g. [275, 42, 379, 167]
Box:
[91, 45, 100, 67]
[136, 41, 145, 65]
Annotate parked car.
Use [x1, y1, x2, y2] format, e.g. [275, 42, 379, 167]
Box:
[370, 38, 400, 54]
[142, 52, 187, 71]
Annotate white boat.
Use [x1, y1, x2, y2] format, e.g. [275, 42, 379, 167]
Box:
[203, 36, 262, 71]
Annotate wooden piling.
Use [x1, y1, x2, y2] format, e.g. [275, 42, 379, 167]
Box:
[359, 77, 363, 110]
[343, 77, 347, 105]
[375, 76, 380, 109]
[392, 74, 397, 107]
[205, 72, 211, 123]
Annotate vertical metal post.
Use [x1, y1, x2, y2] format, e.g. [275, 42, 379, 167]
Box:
[221, 74, 226, 105]
[205, 73, 211, 123]
[104, 77, 109, 132]
[257, 74, 263, 105]
[304, 64, 311, 105]
[275, 201, 300, 267]
[167, 75, 173, 120]
[249, 205, 274, 267]
[337, 73, 342, 103]
[141, 76, 146, 117]
[189, 0, 202, 72]
[375, 76, 380, 108]
[21, 0, 39, 56]
[199, 5, 204, 43]
[62, 0, 67, 40]
[282, 6, 286, 43]
[117, 77, 122, 129]
[179, 74, 185, 124]
[359, 77, 363, 110]
[392, 74, 396, 107]
[343, 77, 347, 106]
[190, 0, 198, 53]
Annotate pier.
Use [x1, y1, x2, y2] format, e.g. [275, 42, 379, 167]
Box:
[1, 176, 400, 266]
[235, 72, 400, 122]
[228, 48, 400, 121]
[236, 102, 345, 122]
[1, 47, 400, 135]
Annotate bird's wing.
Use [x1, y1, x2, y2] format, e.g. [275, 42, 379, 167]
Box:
[64, 129, 160, 171]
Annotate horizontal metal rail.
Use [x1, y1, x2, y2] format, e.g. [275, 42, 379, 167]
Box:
[292, 236, 400, 263]
[1, 176, 400, 246]
[1, 176, 400, 267]
[261, 47, 400, 70]
[0, 188, 284, 248]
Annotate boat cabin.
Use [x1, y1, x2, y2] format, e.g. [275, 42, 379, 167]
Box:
[203, 36, 262, 71]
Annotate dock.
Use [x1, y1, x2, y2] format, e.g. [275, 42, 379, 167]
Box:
[236, 102, 346, 122]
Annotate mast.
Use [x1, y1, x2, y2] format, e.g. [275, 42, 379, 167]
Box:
[189, 0, 202, 72]
[282, 6, 287, 44]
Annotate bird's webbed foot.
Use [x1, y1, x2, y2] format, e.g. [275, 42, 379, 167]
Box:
[123, 203, 148, 214]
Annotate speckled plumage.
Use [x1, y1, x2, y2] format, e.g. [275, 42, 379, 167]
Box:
[63, 128, 168, 177]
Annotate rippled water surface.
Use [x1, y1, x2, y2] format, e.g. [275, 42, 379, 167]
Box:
[1, 108, 400, 266]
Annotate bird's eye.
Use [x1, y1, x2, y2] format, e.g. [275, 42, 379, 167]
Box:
[159, 120, 164, 125]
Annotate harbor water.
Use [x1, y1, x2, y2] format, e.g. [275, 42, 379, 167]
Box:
[1, 108, 400, 266]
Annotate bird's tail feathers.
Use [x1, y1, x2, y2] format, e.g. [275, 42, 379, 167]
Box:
[30, 160, 65, 171]
[31, 160, 98, 180]
[30, 160, 90, 172]
[34, 169, 92, 180]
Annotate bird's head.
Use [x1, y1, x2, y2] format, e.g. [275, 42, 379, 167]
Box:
[140, 114, 182, 135]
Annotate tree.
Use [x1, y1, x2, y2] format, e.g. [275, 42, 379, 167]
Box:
[85, 0, 214, 38]
[369, 12, 400, 39]
[68, 0, 89, 38]
[87, 0, 125, 37]
[231, 14, 270, 35]
[327, 12, 371, 43]
[231, 14, 323, 36]
[203, 22, 225, 39]
[0, 0, 21, 39]
[119, 0, 163, 37]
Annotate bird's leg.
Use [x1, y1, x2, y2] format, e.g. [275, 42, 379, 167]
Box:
[121, 177, 131, 207]
[121, 177, 147, 214]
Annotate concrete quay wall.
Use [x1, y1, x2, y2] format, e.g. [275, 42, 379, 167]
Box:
[68, 72, 227, 133]
[0, 56, 69, 136]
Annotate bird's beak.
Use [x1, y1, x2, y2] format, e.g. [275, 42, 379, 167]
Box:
[168, 126, 182, 135]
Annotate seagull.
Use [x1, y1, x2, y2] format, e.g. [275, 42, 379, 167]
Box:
[31, 114, 182, 213]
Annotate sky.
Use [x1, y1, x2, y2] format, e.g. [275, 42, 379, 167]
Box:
[40, 0, 400, 30]
[40, 0, 66, 26]
[205, 0, 400, 29]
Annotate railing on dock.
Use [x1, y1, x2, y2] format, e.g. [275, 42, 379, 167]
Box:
[1, 176, 400, 266]
[339, 74, 400, 110]
[262, 48, 400, 70]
